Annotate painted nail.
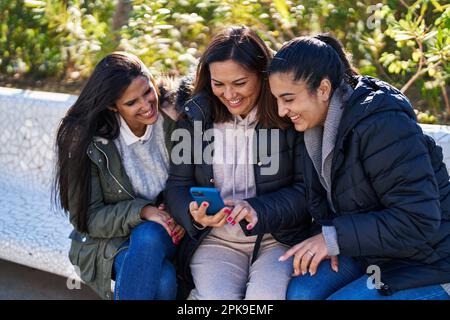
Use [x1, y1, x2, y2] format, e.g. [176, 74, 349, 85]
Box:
[246, 224, 253, 230]
[231, 220, 236, 226]
[224, 208, 231, 215]
[226, 216, 234, 223]
[202, 202, 208, 207]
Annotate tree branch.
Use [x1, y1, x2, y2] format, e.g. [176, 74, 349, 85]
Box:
[401, 40, 425, 93]
[441, 83, 450, 121]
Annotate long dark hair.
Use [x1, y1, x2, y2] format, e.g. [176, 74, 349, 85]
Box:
[268, 33, 359, 93]
[193, 26, 290, 128]
[53, 52, 156, 233]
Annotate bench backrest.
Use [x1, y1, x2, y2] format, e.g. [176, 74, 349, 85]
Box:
[1, 87, 450, 193]
[0, 87, 76, 193]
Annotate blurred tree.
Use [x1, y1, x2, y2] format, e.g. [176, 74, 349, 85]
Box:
[0, 0, 448, 123]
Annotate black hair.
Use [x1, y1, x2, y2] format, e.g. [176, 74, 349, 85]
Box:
[268, 34, 358, 93]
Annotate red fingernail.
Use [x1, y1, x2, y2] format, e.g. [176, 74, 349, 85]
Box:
[226, 216, 234, 223]
[231, 220, 236, 226]
[246, 224, 253, 230]
[224, 208, 231, 215]
[202, 202, 208, 207]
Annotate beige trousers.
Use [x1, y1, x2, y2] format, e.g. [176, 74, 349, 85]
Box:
[188, 225, 293, 300]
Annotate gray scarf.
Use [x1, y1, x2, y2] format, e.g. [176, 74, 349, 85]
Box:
[304, 82, 354, 212]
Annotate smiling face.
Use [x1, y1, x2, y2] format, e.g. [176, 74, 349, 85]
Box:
[269, 72, 331, 132]
[209, 59, 261, 118]
[112, 76, 158, 136]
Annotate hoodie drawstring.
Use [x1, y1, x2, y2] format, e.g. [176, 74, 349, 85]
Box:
[231, 111, 262, 264]
[232, 115, 250, 201]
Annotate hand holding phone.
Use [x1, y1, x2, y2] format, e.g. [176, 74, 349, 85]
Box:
[189, 187, 232, 228]
[190, 187, 225, 215]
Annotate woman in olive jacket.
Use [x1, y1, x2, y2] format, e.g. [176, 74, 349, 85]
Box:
[54, 52, 183, 300]
[269, 34, 450, 299]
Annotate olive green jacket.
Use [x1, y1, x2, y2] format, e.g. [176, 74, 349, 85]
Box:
[67, 113, 176, 300]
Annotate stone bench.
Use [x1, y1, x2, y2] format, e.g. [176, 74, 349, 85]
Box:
[1, 86, 450, 294]
[0, 87, 78, 282]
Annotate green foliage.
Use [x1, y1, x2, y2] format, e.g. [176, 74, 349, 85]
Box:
[0, 0, 449, 123]
[0, 0, 115, 80]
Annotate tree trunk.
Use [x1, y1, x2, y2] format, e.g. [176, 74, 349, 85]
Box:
[112, 0, 132, 32]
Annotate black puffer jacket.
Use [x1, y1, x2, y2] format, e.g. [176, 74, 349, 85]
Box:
[305, 76, 450, 295]
[165, 92, 313, 291]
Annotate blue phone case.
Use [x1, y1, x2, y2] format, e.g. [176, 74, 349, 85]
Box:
[190, 187, 225, 215]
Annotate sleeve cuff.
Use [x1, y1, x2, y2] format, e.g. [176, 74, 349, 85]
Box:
[192, 218, 206, 230]
[322, 225, 340, 256]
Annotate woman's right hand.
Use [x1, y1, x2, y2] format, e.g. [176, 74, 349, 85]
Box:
[140, 205, 184, 244]
[189, 201, 231, 228]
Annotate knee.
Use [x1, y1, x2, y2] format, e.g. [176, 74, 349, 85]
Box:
[246, 288, 286, 300]
[286, 278, 325, 300]
[131, 221, 169, 249]
[245, 281, 288, 300]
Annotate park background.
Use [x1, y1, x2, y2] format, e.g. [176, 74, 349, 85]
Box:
[0, 0, 449, 300]
[0, 0, 449, 122]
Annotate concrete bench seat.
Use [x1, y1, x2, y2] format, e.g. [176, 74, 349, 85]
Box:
[1, 86, 450, 295]
[0, 87, 77, 281]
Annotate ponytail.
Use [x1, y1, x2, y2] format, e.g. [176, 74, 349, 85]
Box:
[313, 34, 359, 87]
[268, 33, 359, 92]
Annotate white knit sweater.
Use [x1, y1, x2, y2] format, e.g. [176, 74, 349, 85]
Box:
[113, 114, 169, 203]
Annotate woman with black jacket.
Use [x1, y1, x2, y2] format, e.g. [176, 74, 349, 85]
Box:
[269, 34, 450, 299]
[165, 26, 312, 299]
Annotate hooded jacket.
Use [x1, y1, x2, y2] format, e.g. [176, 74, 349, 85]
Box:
[303, 76, 450, 295]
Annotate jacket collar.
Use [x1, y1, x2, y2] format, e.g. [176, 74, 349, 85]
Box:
[330, 76, 417, 191]
[183, 92, 213, 123]
[337, 76, 416, 146]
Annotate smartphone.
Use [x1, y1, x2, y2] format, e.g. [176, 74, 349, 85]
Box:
[190, 187, 225, 215]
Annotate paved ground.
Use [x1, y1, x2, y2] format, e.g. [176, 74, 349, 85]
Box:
[0, 259, 100, 300]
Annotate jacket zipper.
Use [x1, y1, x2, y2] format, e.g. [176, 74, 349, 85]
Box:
[92, 142, 135, 200]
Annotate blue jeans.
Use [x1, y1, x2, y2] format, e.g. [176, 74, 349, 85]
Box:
[286, 256, 450, 300]
[113, 221, 177, 300]
[286, 256, 365, 300]
[328, 276, 450, 300]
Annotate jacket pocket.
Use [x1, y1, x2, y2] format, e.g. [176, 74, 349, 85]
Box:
[68, 231, 99, 283]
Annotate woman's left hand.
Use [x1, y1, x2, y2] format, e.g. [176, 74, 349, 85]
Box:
[223, 199, 258, 231]
[279, 233, 339, 276]
[158, 203, 185, 245]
